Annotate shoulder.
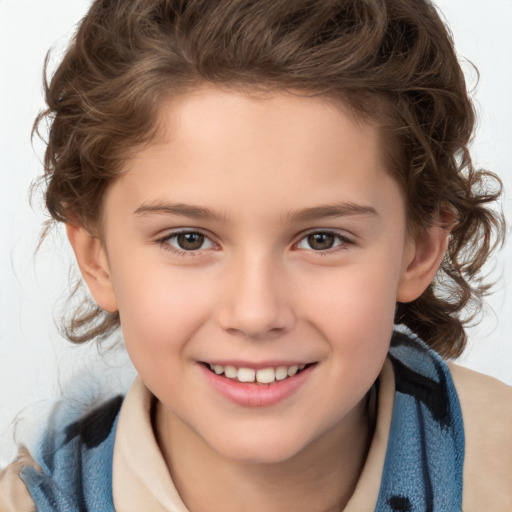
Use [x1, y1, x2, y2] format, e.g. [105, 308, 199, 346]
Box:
[448, 363, 512, 512]
[0, 448, 38, 512]
[0, 395, 124, 512]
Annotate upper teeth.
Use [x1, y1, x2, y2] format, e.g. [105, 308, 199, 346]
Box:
[209, 364, 307, 384]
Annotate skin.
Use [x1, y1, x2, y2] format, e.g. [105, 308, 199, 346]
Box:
[68, 87, 448, 512]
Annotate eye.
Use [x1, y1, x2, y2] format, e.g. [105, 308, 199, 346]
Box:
[157, 230, 216, 253]
[296, 231, 350, 251]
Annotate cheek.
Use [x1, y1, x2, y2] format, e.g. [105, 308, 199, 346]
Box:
[299, 256, 401, 369]
[111, 261, 217, 369]
[302, 258, 400, 331]
[298, 271, 396, 433]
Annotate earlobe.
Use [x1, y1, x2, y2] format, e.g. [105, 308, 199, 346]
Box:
[396, 224, 450, 303]
[66, 223, 119, 313]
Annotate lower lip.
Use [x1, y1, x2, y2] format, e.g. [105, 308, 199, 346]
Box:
[199, 364, 315, 407]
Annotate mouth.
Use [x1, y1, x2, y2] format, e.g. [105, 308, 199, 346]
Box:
[203, 362, 316, 385]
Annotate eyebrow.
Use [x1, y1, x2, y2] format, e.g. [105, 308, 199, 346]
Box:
[134, 201, 378, 222]
[285, 203, 379, 222]
[134, 202, 228, 221]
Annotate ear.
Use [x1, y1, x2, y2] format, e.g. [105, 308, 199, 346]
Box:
[66, 223, 118, 312]
[396, 223, 450, 303]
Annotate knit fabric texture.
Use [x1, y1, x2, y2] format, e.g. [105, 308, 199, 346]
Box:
[377, 330, 464, 511]
[19, 395, 122, 512]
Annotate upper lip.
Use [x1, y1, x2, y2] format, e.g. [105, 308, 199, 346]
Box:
[201, 360, 316, 369]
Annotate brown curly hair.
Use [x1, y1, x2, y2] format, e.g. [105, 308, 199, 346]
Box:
[34, 0, 505, 357]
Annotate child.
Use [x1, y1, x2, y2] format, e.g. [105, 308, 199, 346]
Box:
[1, 0, 510, 510]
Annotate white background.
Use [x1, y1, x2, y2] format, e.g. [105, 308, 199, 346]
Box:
[1, 0, 511, 466]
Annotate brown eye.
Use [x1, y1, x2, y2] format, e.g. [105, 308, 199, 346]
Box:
[157, 230, 216, 255]
[296, 231, 350, 253]
[176, 232, 205, 250]
[306, 233, 335, 250]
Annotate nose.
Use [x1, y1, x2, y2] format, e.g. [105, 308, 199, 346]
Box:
[216, 253, 296, 339]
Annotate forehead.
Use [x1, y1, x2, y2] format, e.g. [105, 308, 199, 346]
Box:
[104, 86, 404, 225]
[156, 86, 381, 149]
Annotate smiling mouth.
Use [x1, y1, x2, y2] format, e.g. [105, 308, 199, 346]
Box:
[203, 363, 315, 384]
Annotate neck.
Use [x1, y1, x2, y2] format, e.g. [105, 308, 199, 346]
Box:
[155, 397, 373, 512]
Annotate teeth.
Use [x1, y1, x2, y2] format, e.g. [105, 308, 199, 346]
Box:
[208, 363, 309, 383]
[224, 365, 237, 379]
[275, 366, 288, 381]
[256, 368, 275, 384]
[237, 367, 256, 382]
[287, 365, 298, 377]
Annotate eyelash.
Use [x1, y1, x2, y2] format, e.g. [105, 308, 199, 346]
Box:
[154, 229, 354, 257]
[155, 230, 218, 257]
[295, 230, 353, 255]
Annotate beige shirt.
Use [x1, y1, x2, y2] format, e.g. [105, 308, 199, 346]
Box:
[1, 361, 511, 512]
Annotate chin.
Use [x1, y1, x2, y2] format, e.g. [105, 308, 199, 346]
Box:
[208, 430, 311, 466]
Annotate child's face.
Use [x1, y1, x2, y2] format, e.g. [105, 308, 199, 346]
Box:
[85, 87, 427, 464]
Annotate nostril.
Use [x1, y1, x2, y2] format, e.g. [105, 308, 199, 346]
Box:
[216, 282, 296, 338]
